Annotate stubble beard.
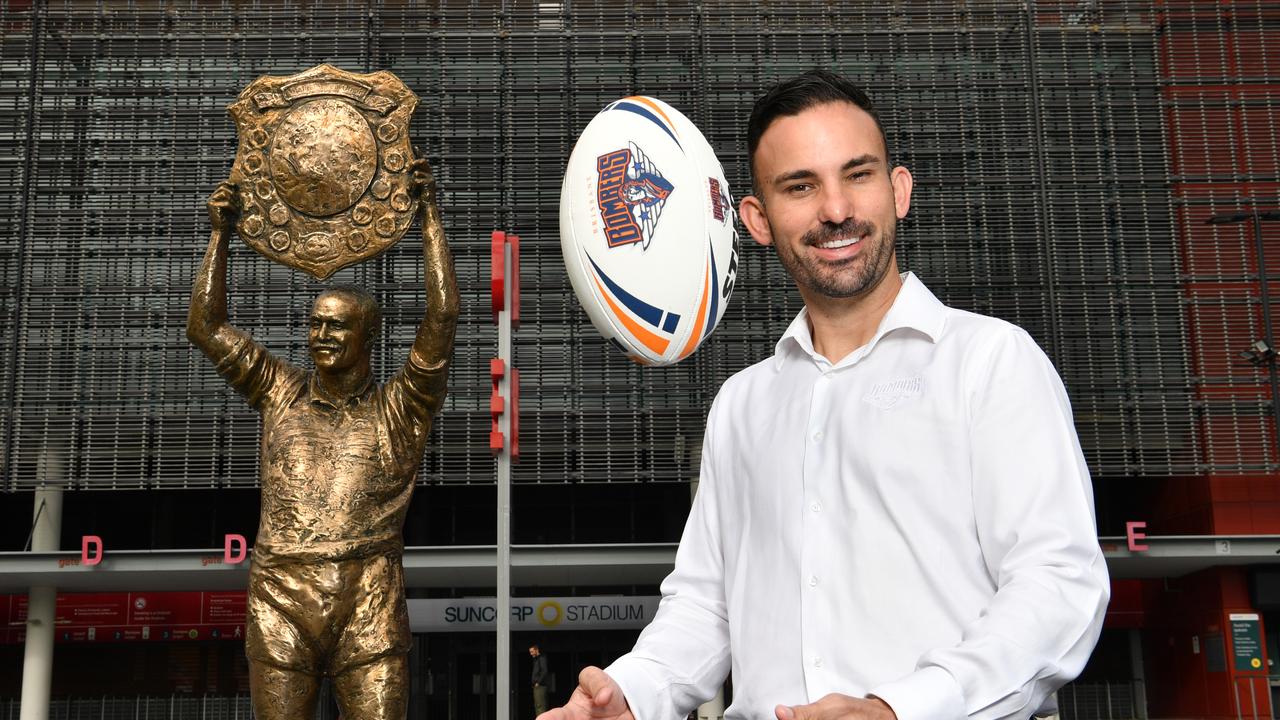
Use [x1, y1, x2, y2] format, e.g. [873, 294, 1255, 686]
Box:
[772, 217, 897, 300]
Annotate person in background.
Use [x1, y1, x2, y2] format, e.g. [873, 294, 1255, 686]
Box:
[531, 643, 550, 717]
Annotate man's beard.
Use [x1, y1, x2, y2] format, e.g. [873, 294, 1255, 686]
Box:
[772, 217, 897, 299]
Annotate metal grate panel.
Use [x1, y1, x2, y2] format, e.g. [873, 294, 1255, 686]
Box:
[1, 1, 1275, 488]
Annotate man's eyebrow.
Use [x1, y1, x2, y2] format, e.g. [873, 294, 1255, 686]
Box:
[771, 154, 883, 187]
[842, 154, 880, 171]
[771, 168, 817, 187]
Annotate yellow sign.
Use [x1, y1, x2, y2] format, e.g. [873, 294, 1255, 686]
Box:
[536, 600, 564, 627]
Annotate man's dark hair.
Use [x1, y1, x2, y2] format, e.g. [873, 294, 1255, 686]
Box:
[746, 69, 890, 195]
[317, 284, 382, 342]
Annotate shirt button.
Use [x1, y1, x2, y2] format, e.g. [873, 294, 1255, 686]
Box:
[810, 501, 822, 513]
[813, 430, 823, 442]
[813, 656, 824, 668]
[809, 575, 819, 587]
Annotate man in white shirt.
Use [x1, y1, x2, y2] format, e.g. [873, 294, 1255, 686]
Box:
[540, 69, 1109, 720]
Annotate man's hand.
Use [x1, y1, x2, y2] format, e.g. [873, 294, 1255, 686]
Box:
[409, 147, 437, 207]
[776, 694, 897, 720]
[206, 181, 237, 233]
[536, 666, 634, 720]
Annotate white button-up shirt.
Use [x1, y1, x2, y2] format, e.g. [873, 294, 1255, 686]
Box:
[607, 273, 1109, 720]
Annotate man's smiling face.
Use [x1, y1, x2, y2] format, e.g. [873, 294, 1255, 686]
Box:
[742, 100, 913, 302]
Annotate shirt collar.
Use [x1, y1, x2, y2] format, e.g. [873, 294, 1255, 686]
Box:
[308, 371, 374, 410]
[773, 271, 946, 370]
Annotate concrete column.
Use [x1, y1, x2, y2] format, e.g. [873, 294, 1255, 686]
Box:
[20, 485, 63, 720]
[696, 685, 725, 720]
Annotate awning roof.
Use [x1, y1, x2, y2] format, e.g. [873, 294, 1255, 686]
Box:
[0, 536, 1277, 593]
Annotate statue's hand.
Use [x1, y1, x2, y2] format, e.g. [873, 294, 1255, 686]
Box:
[207, 181, 238, 233]
[409, 147, 437, 208]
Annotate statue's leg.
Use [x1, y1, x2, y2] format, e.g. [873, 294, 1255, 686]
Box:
[332, 654, 409, 720]
[330, 555, 411, 720]
[249, 659, 322, 720]
[245, 561, 332, 719]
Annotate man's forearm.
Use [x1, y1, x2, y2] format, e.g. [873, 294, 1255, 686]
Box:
[412, 192, 459, 366]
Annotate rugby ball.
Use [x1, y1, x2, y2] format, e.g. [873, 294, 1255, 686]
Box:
[560, 96, 740, 366]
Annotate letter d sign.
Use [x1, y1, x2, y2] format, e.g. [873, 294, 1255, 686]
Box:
[224, 534, 247, 564]
[81, 535, 103, 566]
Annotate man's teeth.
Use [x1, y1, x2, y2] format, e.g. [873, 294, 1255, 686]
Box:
[818, 236, 861, 249]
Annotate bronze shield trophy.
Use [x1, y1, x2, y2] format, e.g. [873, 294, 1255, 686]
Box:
[228, 64, 419, 279]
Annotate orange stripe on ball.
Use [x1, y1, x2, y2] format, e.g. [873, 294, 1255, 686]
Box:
[679, 262, 711, 360]
[625, 96, 678, 137]
[591, 274, 671, 357]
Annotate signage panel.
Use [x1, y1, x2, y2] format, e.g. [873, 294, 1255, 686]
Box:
[409, 596, 660, 633]
[4, 593, 658, 640]
[1, 591, 247, 644]
[1229, 612, 1265, 672]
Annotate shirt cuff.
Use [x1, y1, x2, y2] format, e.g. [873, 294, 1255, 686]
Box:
[869, 666, 966, 720]
[603, 655, 662, 720]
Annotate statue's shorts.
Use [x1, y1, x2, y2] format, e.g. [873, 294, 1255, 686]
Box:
[245, 554, 410, 675]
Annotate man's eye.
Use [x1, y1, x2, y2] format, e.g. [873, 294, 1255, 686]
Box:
[786, 183, 812, 194]
[848, 171, 869, 181]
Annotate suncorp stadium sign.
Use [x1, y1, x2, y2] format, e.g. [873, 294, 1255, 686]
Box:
[408, 596, 660, 633]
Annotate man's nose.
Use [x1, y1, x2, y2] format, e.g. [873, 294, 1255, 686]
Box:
[816, 184, 854, 225]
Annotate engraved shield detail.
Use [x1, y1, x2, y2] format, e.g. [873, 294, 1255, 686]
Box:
[228, 64, 419, 279]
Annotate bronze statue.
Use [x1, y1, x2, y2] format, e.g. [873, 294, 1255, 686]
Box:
[188, 71, 457, 718]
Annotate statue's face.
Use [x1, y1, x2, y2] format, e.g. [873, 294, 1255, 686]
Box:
[309, 293, 371, 372]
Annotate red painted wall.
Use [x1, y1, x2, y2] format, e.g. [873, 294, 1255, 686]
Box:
[1142, 568, 1272, 719]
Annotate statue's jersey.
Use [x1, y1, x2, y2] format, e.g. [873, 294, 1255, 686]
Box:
[213, 336, 446, 565]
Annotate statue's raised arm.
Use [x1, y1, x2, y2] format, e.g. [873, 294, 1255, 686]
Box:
[187, 181, 295, 411]
[187, 181, 250, 361]
[384, 152, 459, 426]
[408, 153, 459, 373]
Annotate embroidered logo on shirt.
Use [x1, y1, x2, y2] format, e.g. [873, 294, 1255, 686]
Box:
[863, 376, 923, 409]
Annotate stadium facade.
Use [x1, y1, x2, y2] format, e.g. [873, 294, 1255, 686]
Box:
[0, 2, 1278, 719]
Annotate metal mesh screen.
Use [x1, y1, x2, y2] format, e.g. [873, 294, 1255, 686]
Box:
[0, 0, 1273, 490]
[0, 8, 33, 494]
[1157, 1, 1280, 473]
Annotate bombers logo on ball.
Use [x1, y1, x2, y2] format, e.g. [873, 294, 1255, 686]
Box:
[595, 142, 673, 251]
[228, 64, 419, 279]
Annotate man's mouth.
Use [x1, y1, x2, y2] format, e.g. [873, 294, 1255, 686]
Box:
[803, 220, 875, 255]
[815, 234, 863, 250]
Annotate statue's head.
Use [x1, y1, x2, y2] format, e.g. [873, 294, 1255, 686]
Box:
[308, 285, 381, 373]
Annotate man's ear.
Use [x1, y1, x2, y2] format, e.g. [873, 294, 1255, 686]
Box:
[891, 166, 913, 220]
[740, 194, 773, 247]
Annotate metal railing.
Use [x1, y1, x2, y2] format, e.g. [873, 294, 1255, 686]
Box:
[1058, 681, 1141, 720]
[1233, 675, 1274, 720]
[1, 696, 253, 720]
[0, 693, 352, 720]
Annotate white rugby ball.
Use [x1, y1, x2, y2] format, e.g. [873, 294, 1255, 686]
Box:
[560, 96, 740, 366]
